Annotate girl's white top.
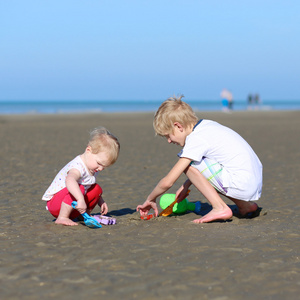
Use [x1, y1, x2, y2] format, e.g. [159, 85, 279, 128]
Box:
[42, 155, 97, 201]
[179, 120, 263, 200]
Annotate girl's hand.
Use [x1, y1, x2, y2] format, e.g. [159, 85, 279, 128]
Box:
[100, 202, 108, 215]
[75, 200, 87, 214]
[136, 200, 158, 217]
[98, 196, 108, 215]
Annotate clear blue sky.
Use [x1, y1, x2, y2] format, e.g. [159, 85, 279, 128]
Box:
[1, 0, 299, 101]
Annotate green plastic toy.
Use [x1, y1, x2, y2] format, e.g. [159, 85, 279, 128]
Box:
[159, 194, 201, 215]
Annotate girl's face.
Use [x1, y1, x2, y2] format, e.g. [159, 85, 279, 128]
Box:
[84, 147, 111, 175]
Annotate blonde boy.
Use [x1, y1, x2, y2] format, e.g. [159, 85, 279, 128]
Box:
[137, 96, 262, 223]
[43, 127, 120, 226]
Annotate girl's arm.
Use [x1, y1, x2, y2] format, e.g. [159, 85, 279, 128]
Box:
[65, 168, 87, 213]
[98, 196, 108, 215]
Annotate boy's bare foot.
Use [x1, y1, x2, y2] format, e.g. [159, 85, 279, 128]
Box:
[237, 202, 258, 216]
[55, 217, 78, 226]
[229, 198, 259, 217]
[193, 206, 233, 223]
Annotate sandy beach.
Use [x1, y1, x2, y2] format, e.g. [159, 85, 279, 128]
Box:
[0, 110, 299, 299]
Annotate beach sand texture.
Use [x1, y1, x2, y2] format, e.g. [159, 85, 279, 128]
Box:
[0, 111, 299, 299]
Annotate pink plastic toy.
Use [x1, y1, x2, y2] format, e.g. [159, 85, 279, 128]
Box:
[93, 215, 116, 225]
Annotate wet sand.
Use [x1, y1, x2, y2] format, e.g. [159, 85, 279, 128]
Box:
[0, 110, 299, 299]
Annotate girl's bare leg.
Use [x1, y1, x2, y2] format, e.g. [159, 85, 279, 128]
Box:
[185, 166, 232, 223]
[55, 202, 78, 226]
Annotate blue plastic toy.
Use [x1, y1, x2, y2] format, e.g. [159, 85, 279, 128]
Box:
[71, 201, 102, 228]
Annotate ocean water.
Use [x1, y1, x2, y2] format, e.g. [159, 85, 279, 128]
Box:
[0, 99, 299, 115]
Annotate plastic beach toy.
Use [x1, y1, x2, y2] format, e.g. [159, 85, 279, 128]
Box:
[159, 194, 201, 215]
[71, 201, 102, 228]
[93, 215, 116, 225]
[140, 214, 154, 220]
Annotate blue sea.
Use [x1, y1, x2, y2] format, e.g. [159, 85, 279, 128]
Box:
[0, 99, 299, 115]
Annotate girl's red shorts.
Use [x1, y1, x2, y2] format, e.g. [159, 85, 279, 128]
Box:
[46, 184, 102, 219]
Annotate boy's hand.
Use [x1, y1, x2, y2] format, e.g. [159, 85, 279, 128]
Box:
[136, 200, 159, 217]
[176, 186, 190, 203]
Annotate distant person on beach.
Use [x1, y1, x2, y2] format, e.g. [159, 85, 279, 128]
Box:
[220, 89, 233, 111]
[247, 93, 253, 110]
[254, 93, 261, 109]
[248, 93, 261, 110]
[42, 127, 120, 226]
[136, 96, 263, 223]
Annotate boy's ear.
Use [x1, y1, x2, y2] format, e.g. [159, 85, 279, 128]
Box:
[174, 122, 184, 131]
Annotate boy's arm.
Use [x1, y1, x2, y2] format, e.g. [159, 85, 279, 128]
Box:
[137, 157, 192, 216]
[147, 157, 192, 200]
[65, 168, 87, 213]
[176, 179, 192, 203]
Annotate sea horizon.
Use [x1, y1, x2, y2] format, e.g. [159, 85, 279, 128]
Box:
[0, 99, 299, 115]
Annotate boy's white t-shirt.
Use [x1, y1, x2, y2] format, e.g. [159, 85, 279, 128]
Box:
[42, 155, 97, 201]
[179, 120, 263, 200]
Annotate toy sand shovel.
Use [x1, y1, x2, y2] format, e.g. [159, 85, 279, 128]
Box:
[158, 190, 190, 217]
[71, 201, 102, 228]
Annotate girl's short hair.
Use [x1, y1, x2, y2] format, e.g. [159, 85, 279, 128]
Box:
[88, 127, 120, 164]
[153, 95, 198, 136]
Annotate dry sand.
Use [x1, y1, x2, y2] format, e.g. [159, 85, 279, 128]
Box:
[0, 110, 299, 299]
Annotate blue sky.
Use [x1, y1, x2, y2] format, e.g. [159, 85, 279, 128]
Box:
[1, 0, 299, 101]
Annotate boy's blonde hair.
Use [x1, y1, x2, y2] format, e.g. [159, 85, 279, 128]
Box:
[88, 127, 120, 164]
[153, 95, 198, 136]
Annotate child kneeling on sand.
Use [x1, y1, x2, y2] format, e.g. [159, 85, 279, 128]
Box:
[137, 96, 262, 223]
[42, 127, 120, 226]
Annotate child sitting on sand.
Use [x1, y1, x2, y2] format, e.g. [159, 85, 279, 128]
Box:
[42, 127, 120, 226]
[136, 96, 262, 223]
